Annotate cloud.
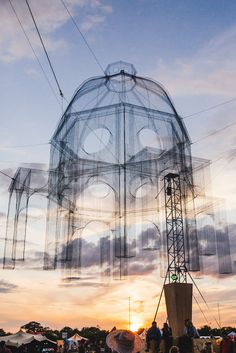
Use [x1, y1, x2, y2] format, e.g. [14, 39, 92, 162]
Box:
[80, 15, 105, 32]
[58, 228, 161, 280]
[0, 0, 113, 62]
[0, 279, 18, 293]
[155, 24, 236, 98]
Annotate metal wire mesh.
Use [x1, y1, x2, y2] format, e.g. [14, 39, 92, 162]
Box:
[3, 61, 233, 279]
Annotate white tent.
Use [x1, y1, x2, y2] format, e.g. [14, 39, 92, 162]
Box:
[67, 333, 88, 351]
[68, 333, 88, 342]
[228, 332, 236, 337]
[0, 329, 56, 348]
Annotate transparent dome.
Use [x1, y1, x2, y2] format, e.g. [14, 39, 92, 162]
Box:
[51, 61, 189, 165]
[61, 60, 180, 117]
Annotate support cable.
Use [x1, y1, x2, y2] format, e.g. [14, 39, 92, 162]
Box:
[7, 1, 236, 156]
[60, 0, 105, 75]
[155, 185, 165, 200]
[8, 0, 62, 107]
[191, 120, 236, 145]
[193, 293, 211, 326]
[183, 97, 236, 120]
[188, 271, 221, 328]
[153, 269, 168, 322]
[0, 142, 49, 150]
[25, 0, 65, 99]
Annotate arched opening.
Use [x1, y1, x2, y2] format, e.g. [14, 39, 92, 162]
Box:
[138, 128, 163, 150]
[83, 127, 111, 154]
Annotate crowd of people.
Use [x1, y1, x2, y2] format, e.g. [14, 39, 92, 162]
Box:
[145, 319, 199, 353]
[105, 320, 236, 353]
[1, 321, 236, 353]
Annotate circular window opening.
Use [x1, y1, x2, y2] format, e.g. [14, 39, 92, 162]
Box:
[83, 128, 111, 154]
[138, 128, 162, 149]
[87, 183, 111, 198]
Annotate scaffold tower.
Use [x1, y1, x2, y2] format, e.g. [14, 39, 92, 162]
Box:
[164, 173, 187, 283]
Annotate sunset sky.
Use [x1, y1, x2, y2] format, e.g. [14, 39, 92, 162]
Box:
[0, 0, 236, 333]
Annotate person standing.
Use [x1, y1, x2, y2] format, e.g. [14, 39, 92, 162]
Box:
[183, 319, 199, 338]
[182, 319, 199, 353]
[146, 321, 162, 353]
[220, 333, 234, 353]
[0, 341, 12, 353]
[161, 323, 173, 353]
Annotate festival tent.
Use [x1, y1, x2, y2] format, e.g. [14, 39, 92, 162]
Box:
[0, 329, 56, 347]
[68, 333, 88, 341]
[67, 333, 88, 351]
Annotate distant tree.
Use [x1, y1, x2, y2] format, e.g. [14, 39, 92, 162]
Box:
[44, 328, 60, 341]
[197, 325, 236, 337]
[80, 327, 109, 342]
[0, 328, 6, 336]
[21, 321, 45, 333]
[210, 327, 222, 336]
[60, 327, 74, 339]
[198, 325, 212, 336]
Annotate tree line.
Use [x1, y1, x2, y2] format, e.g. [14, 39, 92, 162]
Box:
[0, 322, 235, 340]
[0, 321, 109, 342]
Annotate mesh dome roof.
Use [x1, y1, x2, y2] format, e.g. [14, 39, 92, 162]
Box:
[53, 61, 188, 138]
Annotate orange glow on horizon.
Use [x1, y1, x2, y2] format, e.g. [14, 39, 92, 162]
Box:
[130, 318, 144, 332]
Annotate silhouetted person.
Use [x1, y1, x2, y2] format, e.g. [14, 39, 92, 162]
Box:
[183, 319, 199, 338]
[220, 333, 234, 353]
[0, 341, 12, 353]
[181, 319, 199, 353]
[162, 323, 173, 353]
[146, 321, 162, 353]
[79, 340, 86, 353]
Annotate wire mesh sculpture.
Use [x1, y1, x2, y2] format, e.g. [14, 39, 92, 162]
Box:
[3, 61, 233, 280]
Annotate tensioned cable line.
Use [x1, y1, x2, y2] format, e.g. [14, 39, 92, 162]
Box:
[60, 0, 105, 75]
[8, 0, 62, 108]
[60, 0, 126, 106]
[188, 271, 221, 328]
[9, 0, 236, 154]
[0, 142, 49, 150]
[153, 269, 168, 321]
[1, 119, 235, 152]
[183, 97, 236, 120]
[191, 120, 236, 145]
[7, 2, 236, 171]
[210, 156, 235, 182]
[25, 0, 66, 101]
[193, 293, 211, 326]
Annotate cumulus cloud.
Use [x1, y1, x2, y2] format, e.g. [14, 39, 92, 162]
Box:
[58, 228, 161, 280]
[80, 15, 105, 32]
[155, 24, 236, 98]
[0, 279, 18, 293]
[0, 0, 113, 62]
